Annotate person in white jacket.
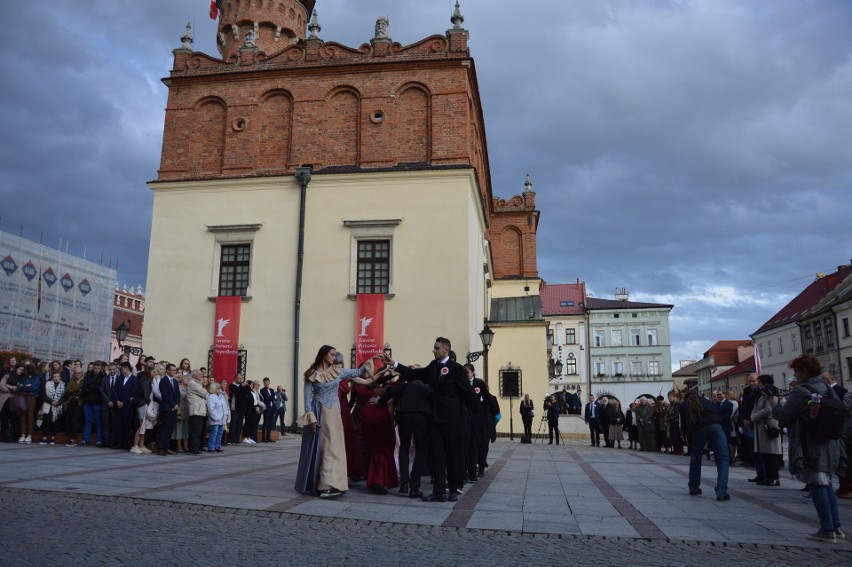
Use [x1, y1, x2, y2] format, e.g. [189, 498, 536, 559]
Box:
[206, 383, 230, 453]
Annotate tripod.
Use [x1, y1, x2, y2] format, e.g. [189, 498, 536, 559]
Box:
[533, 414, 568, 445]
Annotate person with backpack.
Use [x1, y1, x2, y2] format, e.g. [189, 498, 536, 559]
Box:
[771, 354, 848, 544]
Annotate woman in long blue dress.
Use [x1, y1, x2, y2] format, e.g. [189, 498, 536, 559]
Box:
[295, 346, 377, 498]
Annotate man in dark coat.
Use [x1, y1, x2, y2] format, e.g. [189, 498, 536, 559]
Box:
[383, 337, 474, 502]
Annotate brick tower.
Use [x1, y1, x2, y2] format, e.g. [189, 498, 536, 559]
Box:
[214, 0, 315, 61]
[488, 174, 540, 281]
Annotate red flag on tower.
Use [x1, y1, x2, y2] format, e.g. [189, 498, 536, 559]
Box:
[209, 0, 219, 20]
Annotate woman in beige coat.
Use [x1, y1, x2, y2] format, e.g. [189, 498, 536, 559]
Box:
[750, 374, 782, 486]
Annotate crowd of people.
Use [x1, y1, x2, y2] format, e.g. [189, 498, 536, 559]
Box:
[0, 354, 289, 454]
[2, 347, 849, 540]
[577, 353, 850, 543]
[295, 338, 501, 503]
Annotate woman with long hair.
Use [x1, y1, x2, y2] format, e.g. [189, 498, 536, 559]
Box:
[295, 346, 378, 498]
[242, 380, 262, 444]
[520, 393, 534, 444]
[63, 368, 85, 445]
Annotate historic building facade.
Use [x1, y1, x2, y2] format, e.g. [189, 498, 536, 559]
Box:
[143, 1, 545, 420]
[586, 291, 674, 403]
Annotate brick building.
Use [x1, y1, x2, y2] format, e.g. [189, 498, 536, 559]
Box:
[144, 1, 541, 423]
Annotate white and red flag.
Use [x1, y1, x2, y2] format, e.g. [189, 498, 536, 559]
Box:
[209, 0, 219, 20]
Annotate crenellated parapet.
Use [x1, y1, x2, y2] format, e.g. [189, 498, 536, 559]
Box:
[171, 32, 467, 75]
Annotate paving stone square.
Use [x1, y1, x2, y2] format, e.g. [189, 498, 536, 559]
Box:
[1, 437, 851, 565]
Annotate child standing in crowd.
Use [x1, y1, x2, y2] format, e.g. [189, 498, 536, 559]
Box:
[206, 382, 229, 453]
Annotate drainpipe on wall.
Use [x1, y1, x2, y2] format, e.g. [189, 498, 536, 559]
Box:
[291, 166, 312, 429]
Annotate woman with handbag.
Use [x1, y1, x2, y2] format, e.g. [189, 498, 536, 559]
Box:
[242, 380, 262, 444]
[40, 372, 65, 445]
[750, 374, 782, 486]
[131, 368, 154, 454]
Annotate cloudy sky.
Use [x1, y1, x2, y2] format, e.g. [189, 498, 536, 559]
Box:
[2, 0, 851, 367]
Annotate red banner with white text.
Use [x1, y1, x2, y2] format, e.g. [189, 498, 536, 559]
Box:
[355, 294, 384, 367]
[213, 296, 241, 382]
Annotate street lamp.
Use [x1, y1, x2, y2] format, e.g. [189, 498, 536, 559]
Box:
[292, 165, 312, 431]
[115, 320, 143, 357]
[467, 322, 495, 385]
[554, 359, 564, 376]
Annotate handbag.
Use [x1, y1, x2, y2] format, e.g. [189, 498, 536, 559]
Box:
[9, 394, 28, 415]
[764, 420, 780, 439]
[145, 400, 159, 422]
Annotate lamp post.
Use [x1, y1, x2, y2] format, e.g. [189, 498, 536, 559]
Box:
[114, 320, 143, 357]
[291, 166, 312, 431]
[466, 322, 495, 385]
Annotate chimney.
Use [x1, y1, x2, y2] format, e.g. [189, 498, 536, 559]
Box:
[615, 287, 629, 301]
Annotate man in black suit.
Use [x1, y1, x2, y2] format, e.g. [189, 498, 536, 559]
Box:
[260, 378, 276, 442]
[113, 362, 137, 450]
[584, 395, 601, 447]
[96, 361, 116, 448]
[378, 374, 432, 498]
[382, 337, 474, 502]
[599, 396, 612, 447]
[157, 364, 181, 455]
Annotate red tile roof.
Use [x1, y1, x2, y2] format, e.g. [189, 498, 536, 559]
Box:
[711, 356, 755, 382]
[753, 264, 852, 335]
[703, 340, 753, 366]
[540, 282, 587, 316]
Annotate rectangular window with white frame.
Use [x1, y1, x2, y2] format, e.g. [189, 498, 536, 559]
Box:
[345, 219, 400, 298]
[792, 333, 798, 351]
[631, 361, 642, 376]
[595, 362, 606, 376]
[566, 328, 576, 344]
[649, 361, 660, 376]
[647, 328, 658, 346]
[594, 330, 605, 347]
[565, 358, 577, 375]
[207, 223, 262, 300]
[843, 317, 850, 338]
[630, 328, 640, 346]
[611, 329, 623, 347]
[613, 361, 624, 376]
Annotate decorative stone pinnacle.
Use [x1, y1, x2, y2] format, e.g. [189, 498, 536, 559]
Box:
[451, 1, 464, 29]
[308, 9, 321, 39]
[180, 21, 193, 50]
[524, 173, 533, 193]
[374, 16, 390, 40]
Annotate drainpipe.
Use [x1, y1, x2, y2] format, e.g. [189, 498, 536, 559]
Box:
[292, 166, 312, 429]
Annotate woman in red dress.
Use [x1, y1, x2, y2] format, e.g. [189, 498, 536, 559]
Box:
[353, 364, 399, 494]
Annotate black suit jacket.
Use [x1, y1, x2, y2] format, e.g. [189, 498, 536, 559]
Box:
[584, 402, 601, 424]
[396, 359, 473, 425]
[158, 376, 181, 412]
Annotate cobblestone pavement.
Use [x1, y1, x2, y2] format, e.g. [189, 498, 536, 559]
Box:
[1, 437, 851, 565]
[1, 488, 850, 567]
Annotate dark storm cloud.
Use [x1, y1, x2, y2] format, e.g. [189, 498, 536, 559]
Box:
[1, 1, 850, 365]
